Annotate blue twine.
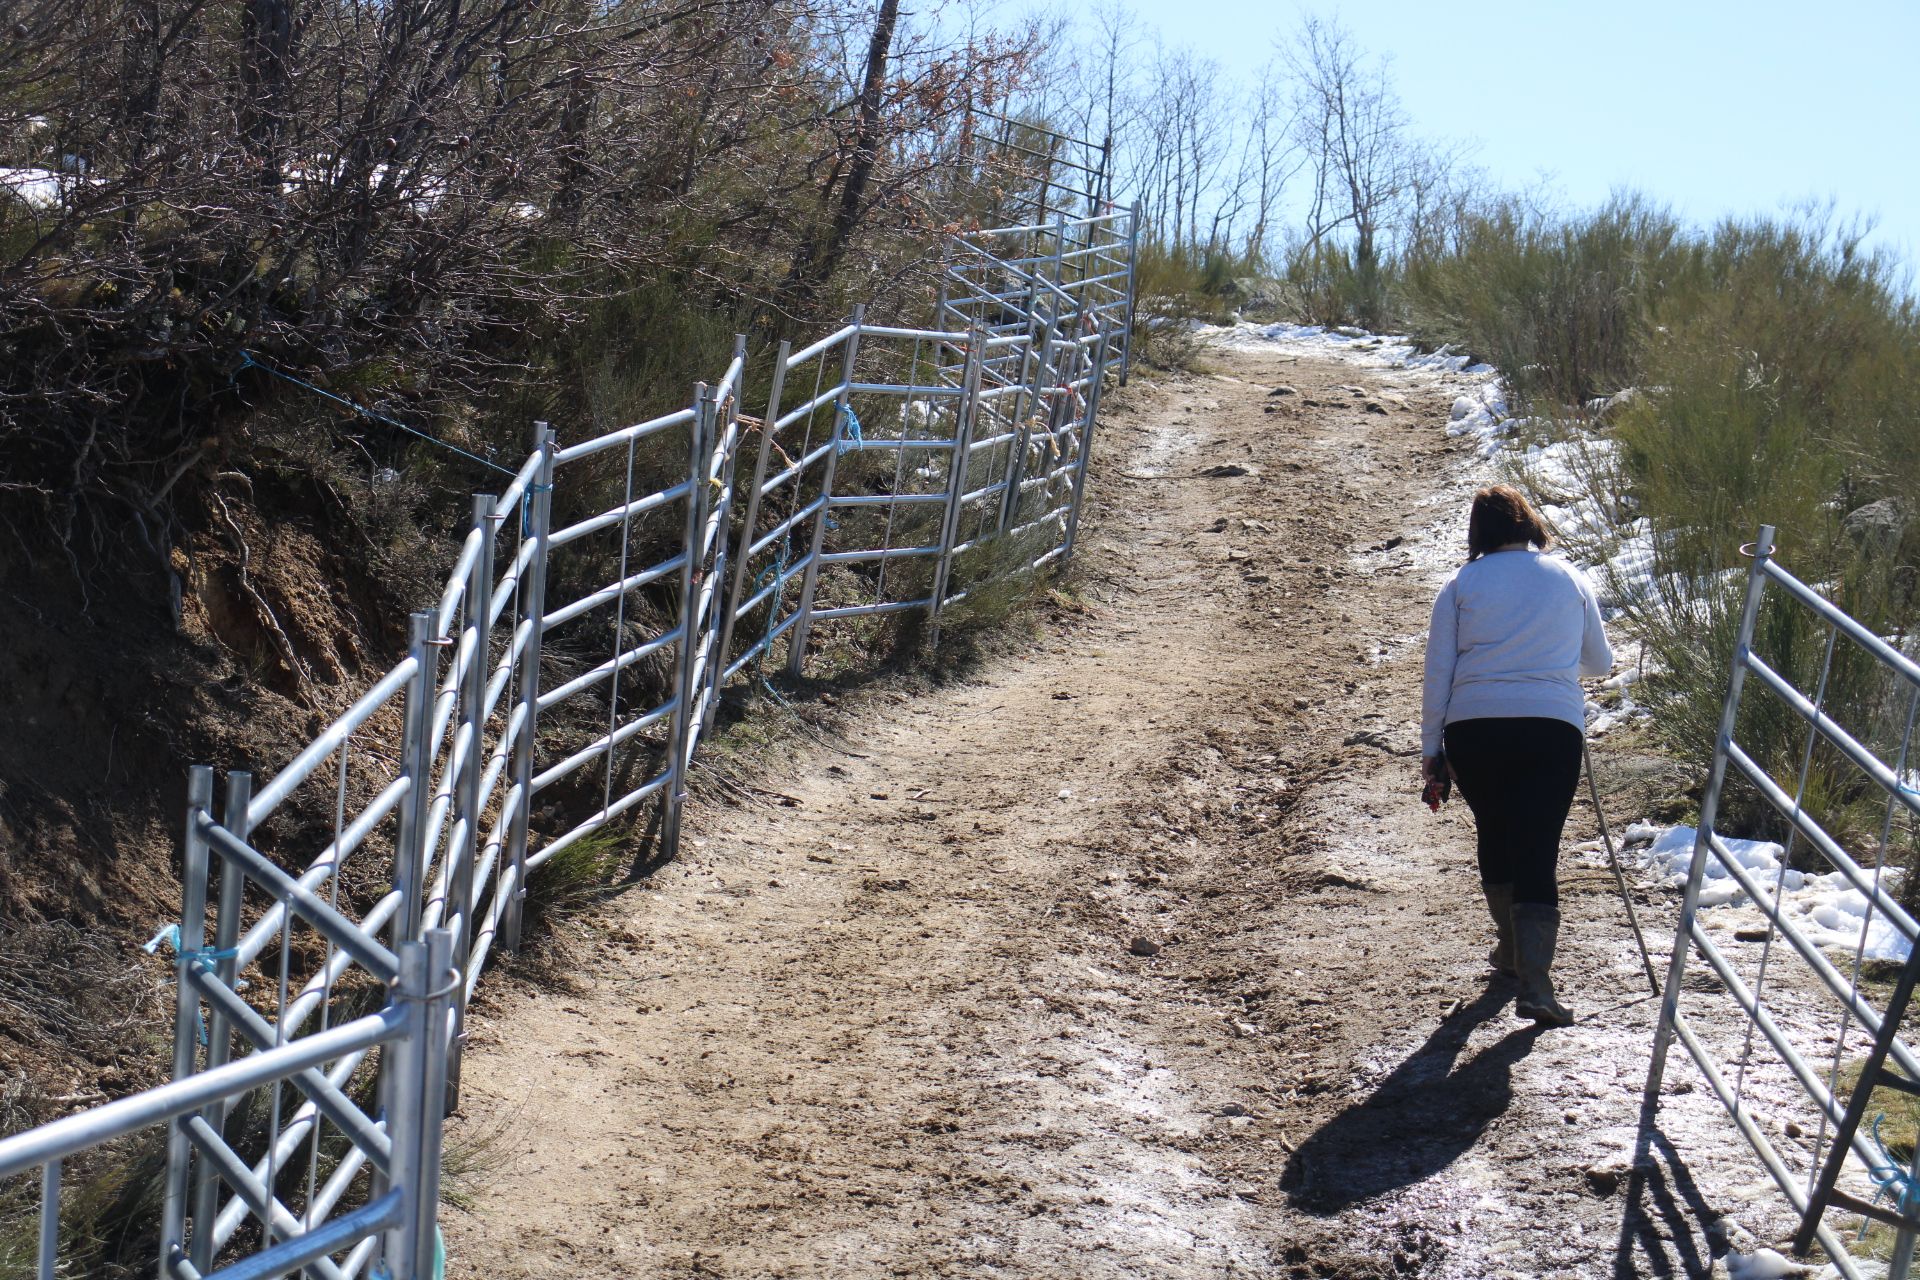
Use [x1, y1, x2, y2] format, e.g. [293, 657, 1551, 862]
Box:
[143, 925, 240, 1046]
[522, 482, 554, 538]
[839, 405, 864, 453]
[1862, 1113, 1920, 1232]
[235, 351, 518, 478]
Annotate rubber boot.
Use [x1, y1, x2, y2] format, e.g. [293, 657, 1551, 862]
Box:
[1482, 882, 1517, 977]
[1513, 903, 1574, 1026]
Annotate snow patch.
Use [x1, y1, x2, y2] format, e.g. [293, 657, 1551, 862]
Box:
[1633, 824, 1910, 961]
[0, 167, 67, 210]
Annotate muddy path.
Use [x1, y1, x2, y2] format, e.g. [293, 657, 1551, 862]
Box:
[439, 343, 1732, 1278]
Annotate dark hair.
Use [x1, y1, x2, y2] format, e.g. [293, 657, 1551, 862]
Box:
[1467, 484, 1553, 561]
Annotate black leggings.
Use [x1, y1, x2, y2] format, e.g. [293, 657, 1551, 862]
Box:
[1443, 717, 1583, 907]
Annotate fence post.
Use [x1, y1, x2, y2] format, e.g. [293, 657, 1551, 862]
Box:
[189, 768, 251, 1269]
[160, 765, 214, 1277]
[928, 330, 987, 645]
[381, 936, 429, 1278]
[1060, 329, 1109, 567]
[411, 928, 453, 1280]
[662, 387, 710, 861]
[719, 341, 790, 690]
[785, 306, 865, 679]
[502, 423, 555, 953]
[1642, 524, 1775, 1112]
[700, 340, 746, 739]
[394, 612, 437, 946]
[446, 493, 493, 1112]
[1120, 212, 1138, 386]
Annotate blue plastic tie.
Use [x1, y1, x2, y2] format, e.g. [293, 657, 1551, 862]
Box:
[144, 924, 243, 1043]
[839, 405, 864, 453]
[236, 351, 518, 478]
[1862, 1113, 1920, 1234]
[522, 482, 554, 538]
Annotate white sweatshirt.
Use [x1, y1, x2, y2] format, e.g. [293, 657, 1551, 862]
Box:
[1421, 549, 1614, 757]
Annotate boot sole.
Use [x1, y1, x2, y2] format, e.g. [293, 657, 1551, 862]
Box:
[1516, 1000, 1573, 1027]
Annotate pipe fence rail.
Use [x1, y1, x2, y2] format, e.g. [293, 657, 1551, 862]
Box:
[0, 185, 1133, 1278]
[1645, 525, 1920, 1279]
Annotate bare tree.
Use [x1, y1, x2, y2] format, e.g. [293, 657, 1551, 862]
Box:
[1284, 14, 1411, 288]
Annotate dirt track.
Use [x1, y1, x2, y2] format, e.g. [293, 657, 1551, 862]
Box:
[439, 342, 1730, 1278]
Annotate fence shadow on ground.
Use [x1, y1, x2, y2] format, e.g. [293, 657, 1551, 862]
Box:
[1283, 986, 1543, 1214]
[1610, 1122, 1718, 1280]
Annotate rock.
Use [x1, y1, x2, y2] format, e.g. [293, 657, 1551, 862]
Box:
[1584, 1155, 1633, 1196]
[1843, 497, 1910, 556]
[1199, 463, 1257, 478]
[1362, 400, 1390, 415]
[1593, 387, 1644, 421]
[1267, 385, 1297, 397]
[1219, 1102, 1250, 1117]
[1128, 937, 1162, 957]
[1735, 925, 1771, 942]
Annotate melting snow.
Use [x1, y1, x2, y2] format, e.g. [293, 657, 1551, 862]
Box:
[1634, 824, 1911, 962]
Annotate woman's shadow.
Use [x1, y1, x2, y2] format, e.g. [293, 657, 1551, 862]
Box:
[1284, 985, 1544, 1213]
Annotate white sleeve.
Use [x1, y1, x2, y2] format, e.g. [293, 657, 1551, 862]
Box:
[1576, 568, 1614, 678]
[1422, 578, 1459, 757]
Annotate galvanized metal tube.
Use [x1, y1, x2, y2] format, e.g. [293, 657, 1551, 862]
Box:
[1060, 331, 1108, 565]
[196, 821, 402, 988]
[446, 495, 493, 1113]
[551, 407, 697, 465]
[809, 598, 935, 621]
[1698, 828, 1920, 1082]
[1664, 1012, 1866, 1280]
[757, 442, 835, 499]
[502, 424, 555, 953]
[1744, 653, 1920, 819]
[785, 306, 864, 678]
[547, 481, 693, 550]
[431, 526, 485, 639]
[208, 1048, 371, 1249]
[231, 775, 407, 972]
[661, 388, 709, 858]
[928, 332, 985, 636]
[1727, 742, 1920, 940]
[411, 929, 453, 1280]
[189, 767, 252, 1270]
[246, 660, 416, 828]
[181, 963, 393, 1171]
[380, 937, 427, 1276]
[37, 1159, 59, 1280]
[181, 1116, 351, 1280]
[1759, 560, 1920, 687]
[531, 773, 675, 868]
[392, 613, 436, 946]
[161, 766, 214, 1274]
[0, 1010, 399, 1180]
[491, 452, 543, 522]
[718, 339, 790, 698]
[1644, 526, 1775, 1109]
[543, 555, 688, 632]
[784, 324, 858, 369]
[209, 1190, 404, 1280]
[536, 631, 678, 714]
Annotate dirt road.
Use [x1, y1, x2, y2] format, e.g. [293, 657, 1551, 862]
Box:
[440, 340, 1727, 1278]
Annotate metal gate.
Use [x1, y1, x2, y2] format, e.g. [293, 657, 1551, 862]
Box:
[1645, 525, 1920, 1277]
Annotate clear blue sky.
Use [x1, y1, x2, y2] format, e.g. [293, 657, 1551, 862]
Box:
[1091, 0, 1919, 266]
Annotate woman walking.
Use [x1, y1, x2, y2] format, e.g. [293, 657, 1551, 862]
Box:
[1421, 485, 1613, 1026]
